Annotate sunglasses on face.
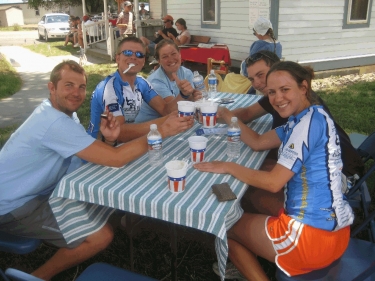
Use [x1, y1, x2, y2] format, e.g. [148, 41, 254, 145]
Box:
[245, 52, 273, 67]
[121, 50, 145, 58]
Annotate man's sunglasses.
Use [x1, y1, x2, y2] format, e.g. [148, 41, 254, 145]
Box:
[245, 52, 273, 66]
[121, 50, 145, 58]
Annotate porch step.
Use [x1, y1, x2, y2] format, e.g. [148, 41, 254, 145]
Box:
[92, 41, 107, 50]
[86, 48, 112, 61]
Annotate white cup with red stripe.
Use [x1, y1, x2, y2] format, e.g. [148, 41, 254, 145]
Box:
[165, 160, 188, 193]
[200, 102, 218, 128]
[177, 101, 195, 117]
[188, 136, 208, 163]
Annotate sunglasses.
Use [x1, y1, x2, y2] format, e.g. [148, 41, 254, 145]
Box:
[245, 52, 274, 67]
[163, 20, 171, 23]
[121, 50, 145, 58]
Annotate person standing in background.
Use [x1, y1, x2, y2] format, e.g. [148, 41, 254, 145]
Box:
[117, 1, 134, 37]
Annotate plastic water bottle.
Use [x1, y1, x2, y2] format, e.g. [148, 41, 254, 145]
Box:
[147, 124, 163, 167]
[227, 117, 241, 158]
[193, 71, 207, 98]
[208, 70, 217, 99]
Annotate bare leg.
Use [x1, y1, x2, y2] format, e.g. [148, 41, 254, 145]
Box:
[228, 213, 276, 281]
[31, 223, 113, 280]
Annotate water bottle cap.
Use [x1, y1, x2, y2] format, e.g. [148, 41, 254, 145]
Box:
[150, 124, 157, 130]
[231, 117, 238, 123]
[194, 71, 199, 75]
[210, 70, 215, 74]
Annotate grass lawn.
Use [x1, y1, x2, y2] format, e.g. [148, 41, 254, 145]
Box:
[0, 57, 22, 100]
[0, 43, 374, 280]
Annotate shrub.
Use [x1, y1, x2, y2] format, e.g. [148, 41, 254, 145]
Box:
[13, 23, 20, 31]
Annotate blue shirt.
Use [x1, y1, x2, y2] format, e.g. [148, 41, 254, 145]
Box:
[134, 66, 194, 123]
[87, 71, 158, 138]
[0, 99, 95, 215]
[275, 105, 354, 231]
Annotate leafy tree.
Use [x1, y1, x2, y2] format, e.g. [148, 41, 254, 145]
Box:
[28, 0, 104, 14]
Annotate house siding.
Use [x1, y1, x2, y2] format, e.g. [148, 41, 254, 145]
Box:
[167, 0, 253, 64]
[164, 0, 375, 71]
[279, 0, 375, 65]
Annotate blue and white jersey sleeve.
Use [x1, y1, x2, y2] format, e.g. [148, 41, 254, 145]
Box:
[135, 76, 158, 103]
[275, 106, 354, 231]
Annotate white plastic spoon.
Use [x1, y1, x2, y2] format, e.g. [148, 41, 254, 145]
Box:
[123, 63, 135, 74]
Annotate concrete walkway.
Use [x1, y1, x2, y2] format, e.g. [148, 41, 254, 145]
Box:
[0, 46, 109, 128]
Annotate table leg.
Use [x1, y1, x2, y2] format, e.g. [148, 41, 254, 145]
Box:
[170, 223, 177, 281]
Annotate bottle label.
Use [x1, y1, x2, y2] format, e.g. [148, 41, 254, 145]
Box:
[208, 78, 217, 85]
[193, 79, 205, 91]
[148, 138, 162, 150]
[227, 130, 241, 142]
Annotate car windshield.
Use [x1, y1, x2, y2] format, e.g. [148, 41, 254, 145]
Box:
[46, 15, 69, 23]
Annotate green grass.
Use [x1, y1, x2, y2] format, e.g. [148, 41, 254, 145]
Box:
[0, 57, 22, 100]
[24, 41, 81, 57]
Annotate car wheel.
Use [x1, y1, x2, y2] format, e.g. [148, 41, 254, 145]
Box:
[44, 30, 49, 42]
[38, 30, 43, 40]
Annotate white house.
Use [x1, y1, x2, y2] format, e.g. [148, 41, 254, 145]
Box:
[148, 0, 375, 72]
[0, 6, 23, 26]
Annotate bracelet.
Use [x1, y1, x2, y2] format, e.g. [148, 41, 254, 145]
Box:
[101, 135, 118, 147]
[179, 91, 190, 100]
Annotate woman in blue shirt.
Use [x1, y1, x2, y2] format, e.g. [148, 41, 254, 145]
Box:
[194, 61, 353, 280]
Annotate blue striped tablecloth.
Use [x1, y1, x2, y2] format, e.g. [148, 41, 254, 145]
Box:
[49, 93, 272, 280]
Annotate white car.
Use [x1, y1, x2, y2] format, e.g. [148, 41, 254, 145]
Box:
[38, 13, 70, 42]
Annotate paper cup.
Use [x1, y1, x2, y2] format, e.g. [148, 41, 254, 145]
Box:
[177, 101, 195, 117]
[200, 102, 218, 128]
[165, 160, 188, 193]
[188, 136, 208, 163]
[194, 100, 205, 124]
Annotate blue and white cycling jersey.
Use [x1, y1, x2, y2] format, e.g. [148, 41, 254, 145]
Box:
[87, 71, 158, 138]
[275, 105, 354, 231]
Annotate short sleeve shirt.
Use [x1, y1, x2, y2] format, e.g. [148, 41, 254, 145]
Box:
[154, 27, 178, 44]
[0, 99, 95, 215]
[275, 105, 354, 231]
[134, 66, 194, 123]
[87, 71, 158, 138]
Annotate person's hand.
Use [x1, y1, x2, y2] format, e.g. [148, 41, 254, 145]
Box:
[159, 111, 194, 138]
[194, 161, 228, 174]
[99, 110, 120, 142]
[191, 90, 203, 101]
[157, 30, 163, 35]
[167, 32, 174, 39]
[217, 107, 234, 124]
[171, 73, 194, 97]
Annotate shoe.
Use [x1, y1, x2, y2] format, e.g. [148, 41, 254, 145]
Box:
[212, 262, 246, 280]
[149, 58, 158, 66]
[73, 43, 79, 47]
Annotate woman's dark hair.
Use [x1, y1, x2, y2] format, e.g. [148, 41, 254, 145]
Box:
[266, 61, 318, 104]
[154, 39, 179, 61]
[176, 18, 187, 30]
[265, 28, 277, 53]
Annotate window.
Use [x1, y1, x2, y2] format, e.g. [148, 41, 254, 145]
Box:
[35, 9, 40, 16]
[201, 0, 220, 29]
[343, 0, 373, 28]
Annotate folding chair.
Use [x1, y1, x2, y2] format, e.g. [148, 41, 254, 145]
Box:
[0, 231, 41, 255]
[207, 58, 229, 76]
[220, 73, 252, 94]
[276, 209, 375, 281]
[4, 262, 158, 281]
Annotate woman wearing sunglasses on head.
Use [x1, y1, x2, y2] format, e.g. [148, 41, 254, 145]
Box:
[135, 39, 203, 123]
[195, 61, 354, 280]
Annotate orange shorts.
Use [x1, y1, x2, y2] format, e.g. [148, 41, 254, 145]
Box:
[265, 211, 350, 276]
